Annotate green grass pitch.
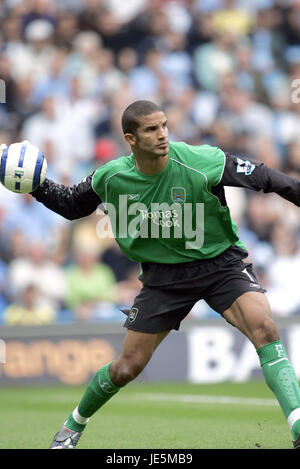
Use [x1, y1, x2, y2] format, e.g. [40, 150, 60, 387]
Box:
[0, 380, 294, 449]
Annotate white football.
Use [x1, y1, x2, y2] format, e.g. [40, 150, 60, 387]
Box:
[0, 140, 47, 193]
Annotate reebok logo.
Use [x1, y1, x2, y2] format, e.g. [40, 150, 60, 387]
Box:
[127, 194, 140, 201]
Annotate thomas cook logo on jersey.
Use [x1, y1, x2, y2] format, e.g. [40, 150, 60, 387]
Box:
[171, 187, 186, 203]
[128, 307, 138, 323]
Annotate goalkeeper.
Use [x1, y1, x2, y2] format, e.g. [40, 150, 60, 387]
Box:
[30, 100, 300, 449]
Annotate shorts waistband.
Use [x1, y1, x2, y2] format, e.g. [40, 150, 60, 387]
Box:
[141, 245, 248, 271]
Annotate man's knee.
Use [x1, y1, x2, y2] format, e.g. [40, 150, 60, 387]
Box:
[110, 355, 149, 387]
[252, 316, 280, 347]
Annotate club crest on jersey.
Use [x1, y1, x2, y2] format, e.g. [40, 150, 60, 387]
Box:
[171, 187, 186, 203]
[128, 307, 138, 323]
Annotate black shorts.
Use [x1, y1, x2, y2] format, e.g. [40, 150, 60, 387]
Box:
[123, 245, 266, 334]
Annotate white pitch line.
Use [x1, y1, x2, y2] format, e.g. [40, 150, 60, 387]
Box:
[14, 391, 278, 408]
[130, 393, 278, 407]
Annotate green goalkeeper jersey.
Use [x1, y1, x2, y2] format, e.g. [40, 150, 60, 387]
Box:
[92, 141, 247, 263]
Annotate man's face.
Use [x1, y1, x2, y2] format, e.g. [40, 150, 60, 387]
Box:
[127, 111, 169, 157]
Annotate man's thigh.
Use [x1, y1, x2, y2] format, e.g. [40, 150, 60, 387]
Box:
[119, 329, 170, 360]
[223, 291, 280, 348]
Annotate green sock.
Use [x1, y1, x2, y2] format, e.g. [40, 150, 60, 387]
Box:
[257, 340, 300, 440]
[65, 362, 120, 432]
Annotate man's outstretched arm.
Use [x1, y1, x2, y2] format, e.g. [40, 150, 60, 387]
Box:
[219, 153, 300, 207]
[31, 173, 102, 220]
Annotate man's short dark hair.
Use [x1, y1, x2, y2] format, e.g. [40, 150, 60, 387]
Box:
[121, 100, 162, 135]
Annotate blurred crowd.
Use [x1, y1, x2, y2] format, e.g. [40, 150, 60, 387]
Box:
[1, 0, 300, 325]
